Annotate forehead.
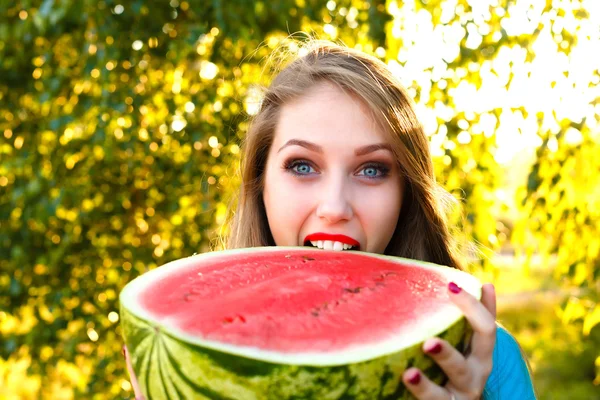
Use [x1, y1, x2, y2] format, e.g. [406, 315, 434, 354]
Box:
[273, 82, 390, 147]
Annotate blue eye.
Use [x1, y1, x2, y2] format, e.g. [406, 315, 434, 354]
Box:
[285, 160, 316, 176]
[363, 167, 378, 177]
[295, 163, 313, 174]
[357, 164, 389, 179]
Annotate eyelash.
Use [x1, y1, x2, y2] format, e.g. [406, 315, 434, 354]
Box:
[283, 159, 391, 180]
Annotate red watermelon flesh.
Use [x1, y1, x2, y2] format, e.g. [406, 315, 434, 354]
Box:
[137, 248, 460, 354]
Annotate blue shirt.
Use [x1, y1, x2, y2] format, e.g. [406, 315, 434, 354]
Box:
[483, 325, 537, 399]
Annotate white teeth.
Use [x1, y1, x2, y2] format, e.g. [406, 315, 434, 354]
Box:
[309, 240, 355, 251]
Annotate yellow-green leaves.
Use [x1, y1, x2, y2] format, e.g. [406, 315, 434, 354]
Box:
[2, 0, 600, 397]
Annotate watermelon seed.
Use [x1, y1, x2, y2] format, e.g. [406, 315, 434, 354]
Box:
[311, 311, 320, 317]
[343, 287, 362, 294]
[223, 315, 246, 324]
[183, 293, 195, 302]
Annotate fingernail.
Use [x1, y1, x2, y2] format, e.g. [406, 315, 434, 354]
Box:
[425, 342, 442, 354]
[408, 371, 421, 385]
[448, 282, 462, 294]
[122, 345, 127, 358]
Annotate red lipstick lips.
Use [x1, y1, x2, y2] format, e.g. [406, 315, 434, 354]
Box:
[304, 233, 360, 247]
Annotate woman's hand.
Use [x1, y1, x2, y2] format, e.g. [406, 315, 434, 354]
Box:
[123, 345, 146, 400]
[402, 282, 497, 400]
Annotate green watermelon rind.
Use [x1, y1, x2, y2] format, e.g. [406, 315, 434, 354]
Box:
[120, 247, 479, 399]
[121, 306, 471, 400]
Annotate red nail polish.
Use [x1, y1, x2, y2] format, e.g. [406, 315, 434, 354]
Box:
[448, 282, 462, 294]
[426, 342, 442, 354]
[408, 371, 421, 385]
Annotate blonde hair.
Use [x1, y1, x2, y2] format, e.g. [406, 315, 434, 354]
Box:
[225, 40, 464, 270]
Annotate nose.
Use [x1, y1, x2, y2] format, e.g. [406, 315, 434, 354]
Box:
[316, 178, 353, 224]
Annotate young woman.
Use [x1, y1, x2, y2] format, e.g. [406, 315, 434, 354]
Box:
[125, 41, 536, 399]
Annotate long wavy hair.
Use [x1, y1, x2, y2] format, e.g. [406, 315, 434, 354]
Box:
[224, 40, 464, 270]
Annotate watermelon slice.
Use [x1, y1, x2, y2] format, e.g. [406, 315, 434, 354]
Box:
[120, 247, 481, 399]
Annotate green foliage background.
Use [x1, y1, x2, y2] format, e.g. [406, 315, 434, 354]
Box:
[1, 0, 599, 398]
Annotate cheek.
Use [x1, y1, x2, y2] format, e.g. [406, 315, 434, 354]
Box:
[263, 170, 314, 245]
[358, 183, 403, 251]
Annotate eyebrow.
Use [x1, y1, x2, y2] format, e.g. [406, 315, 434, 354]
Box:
[277, 139, 392, 156]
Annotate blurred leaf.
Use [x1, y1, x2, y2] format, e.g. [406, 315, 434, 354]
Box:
[584, 305, 600, 336]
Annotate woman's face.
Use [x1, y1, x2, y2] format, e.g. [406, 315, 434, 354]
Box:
[262, 82, 404, 254]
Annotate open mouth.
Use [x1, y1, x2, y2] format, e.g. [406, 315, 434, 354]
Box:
[303, 240, 359, 251]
